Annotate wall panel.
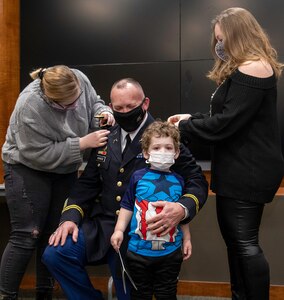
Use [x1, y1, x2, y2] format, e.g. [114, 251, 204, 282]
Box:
[20, 0, 180, 86]
[20, 0, 284, 159]
[0, 0, 20, 184]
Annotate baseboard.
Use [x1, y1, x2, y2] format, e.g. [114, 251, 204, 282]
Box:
[177, 280, 284, 299]
[20, 275, 284, 299]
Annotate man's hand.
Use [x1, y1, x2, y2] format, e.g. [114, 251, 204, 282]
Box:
[48, 221, 78, 247]
[146, 201, 185, 235]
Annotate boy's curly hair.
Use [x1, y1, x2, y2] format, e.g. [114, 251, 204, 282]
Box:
[141, 120, 180, 152]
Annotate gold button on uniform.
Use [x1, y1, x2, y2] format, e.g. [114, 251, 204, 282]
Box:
[116, 196, 121, 202]
[117, 181, 122, 187]
[120, 168, 124, 173]
[116, 210, 120, 215]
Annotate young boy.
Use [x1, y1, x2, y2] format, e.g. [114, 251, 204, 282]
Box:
[111, 121, 192, 300]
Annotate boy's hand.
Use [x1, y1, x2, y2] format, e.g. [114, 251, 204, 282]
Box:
[183, 239, 192, 260]
[110, 230, 124, 252]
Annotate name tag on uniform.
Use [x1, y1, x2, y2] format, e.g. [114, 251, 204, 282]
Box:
[96, 155, 106, 163]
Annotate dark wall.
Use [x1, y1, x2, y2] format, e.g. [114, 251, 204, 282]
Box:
[20, 0, 284, 160]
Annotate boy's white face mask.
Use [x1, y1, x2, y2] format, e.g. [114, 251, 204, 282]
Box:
[147, 152, 176, 171]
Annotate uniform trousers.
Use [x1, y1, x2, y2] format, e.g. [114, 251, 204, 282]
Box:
[42, 228, 131, 300]
[0, 163, 77, 299]
[216, 195, 269, 300]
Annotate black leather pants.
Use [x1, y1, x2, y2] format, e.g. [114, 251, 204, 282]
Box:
[216, 195, 269, 300]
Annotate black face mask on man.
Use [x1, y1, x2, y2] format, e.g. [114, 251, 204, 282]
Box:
[113, 98, 146, 132]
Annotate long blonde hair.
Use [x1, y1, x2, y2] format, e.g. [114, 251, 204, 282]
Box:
[207, 7, 283, 84]
[30, 65, 80, 102]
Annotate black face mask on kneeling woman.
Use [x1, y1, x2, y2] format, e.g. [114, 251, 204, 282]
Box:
[113, 99, 146, 132]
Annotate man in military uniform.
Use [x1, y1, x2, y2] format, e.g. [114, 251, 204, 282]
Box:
[43, 78, 208, 300]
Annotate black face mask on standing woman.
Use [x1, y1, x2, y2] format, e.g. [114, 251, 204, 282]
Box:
[113, 98, 146, 132]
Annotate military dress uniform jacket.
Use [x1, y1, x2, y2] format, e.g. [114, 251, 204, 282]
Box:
[60, 113, 208, 264]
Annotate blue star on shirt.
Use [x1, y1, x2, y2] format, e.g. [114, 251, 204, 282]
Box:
[137, 172, 182, 202]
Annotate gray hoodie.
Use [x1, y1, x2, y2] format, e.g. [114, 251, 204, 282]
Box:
[2, 69, 112, 174]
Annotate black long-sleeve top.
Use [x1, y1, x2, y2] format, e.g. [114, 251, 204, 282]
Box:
[179, 69, 284, 203]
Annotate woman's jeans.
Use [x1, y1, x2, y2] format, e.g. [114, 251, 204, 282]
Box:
[216, 195, 269, 300]
[0, 163, 77, 298]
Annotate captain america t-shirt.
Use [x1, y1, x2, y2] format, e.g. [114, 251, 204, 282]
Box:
[121, 167, 184, 257]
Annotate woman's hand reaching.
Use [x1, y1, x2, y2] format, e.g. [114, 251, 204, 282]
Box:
[100, 112, 115, 127]
[79, 129, 110, 150]
[167, 114, 191, 127]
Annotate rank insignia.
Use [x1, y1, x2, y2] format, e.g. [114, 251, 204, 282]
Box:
[98, 146, 108, 155]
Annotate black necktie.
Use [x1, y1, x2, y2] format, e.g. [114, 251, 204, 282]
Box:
[122, 134, 131, 158]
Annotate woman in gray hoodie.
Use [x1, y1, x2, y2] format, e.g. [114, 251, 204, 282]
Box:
[0, 65, 114, 300]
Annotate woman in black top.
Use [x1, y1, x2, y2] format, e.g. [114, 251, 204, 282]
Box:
[168, 7, 284, 300]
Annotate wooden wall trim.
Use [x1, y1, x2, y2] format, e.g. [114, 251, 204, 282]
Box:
[0, 0, 20, 184]
[19, 275, 284, 300]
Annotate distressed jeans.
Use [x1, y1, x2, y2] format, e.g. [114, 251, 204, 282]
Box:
[0, 163, 77, 299]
